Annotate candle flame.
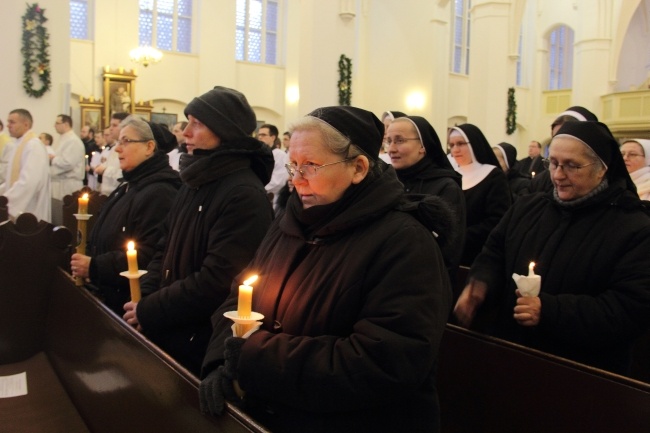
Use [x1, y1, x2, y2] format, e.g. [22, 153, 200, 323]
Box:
[127, 241, 135, 251]
[82, 193, 89, 200]
[529, 262, 535, 271]
[243, 275, 258, 286]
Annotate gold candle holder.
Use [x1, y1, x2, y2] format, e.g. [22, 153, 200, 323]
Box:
[73, 213, 92, 286]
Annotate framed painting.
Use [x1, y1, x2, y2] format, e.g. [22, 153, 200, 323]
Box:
[102, 67, 137, 127]
[150, 113, 178, 130]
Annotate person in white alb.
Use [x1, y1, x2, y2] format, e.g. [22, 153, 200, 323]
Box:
[0, 109, 51, 222]
[95, 112, 128, 195]
[50, 114, 85, 200]
[257, 124, 288, 204]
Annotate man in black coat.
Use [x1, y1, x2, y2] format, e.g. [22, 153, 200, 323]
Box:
[123, 86, 275, 375]
[518, 140, 545, 176]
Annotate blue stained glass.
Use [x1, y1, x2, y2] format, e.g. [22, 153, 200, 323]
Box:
[236, 29, 245, 61]
[236, 0, 247, 26]
[454, 47, 461, 73]
[265, 32, 276, 64]
[157, 0, 174, 14]
[139, 11, 153, 46]
[177, 17, 191, 52]
[70, 0, 88, 40]
[140, 0, 154, 11]
[157, 14, 173, 50]
[248, 30, 261, 62]
[454, 17, 462, 44]
[250, 0, 262, 30]
[178, 0, 192, 16]
[455, 0, 464, 16]
[266, 1, 278, 32]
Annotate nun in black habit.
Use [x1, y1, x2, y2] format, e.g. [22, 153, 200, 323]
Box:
[493, 141, 531, 201]
[448, 123, 511, 267]
[386, 116, 466, 273]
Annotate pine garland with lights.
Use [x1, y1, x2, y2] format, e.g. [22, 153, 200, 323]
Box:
[21, 3, 51, 98]
[506, 87, 517, 135]
[338, 54, 352, 106]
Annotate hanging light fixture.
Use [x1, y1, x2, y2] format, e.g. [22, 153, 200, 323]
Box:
[129, 46, 163, 67]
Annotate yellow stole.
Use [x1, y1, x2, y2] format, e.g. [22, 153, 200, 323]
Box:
[10, 131, 37, 187]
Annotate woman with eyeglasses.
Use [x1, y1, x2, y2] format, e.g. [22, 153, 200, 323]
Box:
[448, 124, 511, 267]
[200, 106, 452, 433]
[621, 139, 650, 200]
[70, 116, 181, 315]
[386, 116, 466, 279]
[454, 121, 650, 374]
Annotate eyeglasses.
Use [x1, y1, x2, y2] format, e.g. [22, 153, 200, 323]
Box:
[543, 159, 597, 174]
[285, 158, 353, 179]
[384, 137, 420, 146]
[621, 152, 644, 159]
[448, 141, 469, 149]
[117, 137, 150, 146]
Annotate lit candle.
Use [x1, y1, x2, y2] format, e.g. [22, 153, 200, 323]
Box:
[531, 171, 536, 178]
[78, 193, 89, 214]
[126, 241, 138, 275]
[237, 275, 258, 318]
[512, 262, 541, 297]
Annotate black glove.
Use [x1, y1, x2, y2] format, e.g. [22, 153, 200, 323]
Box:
[223, 337, 246, 380]
[199, 365, 240, 415]
[199, 337, 246, 416]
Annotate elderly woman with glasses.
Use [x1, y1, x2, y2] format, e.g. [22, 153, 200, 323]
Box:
[621, 139, 650, 200]
[200, 106, 452, 433]
[454, 121, 650, 374]
[70, 115, 181, 315]
[448, 124, 511, 267]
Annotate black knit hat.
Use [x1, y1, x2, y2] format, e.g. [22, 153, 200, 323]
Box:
[184, 86, 256, 141]
[307, 106, 384, 160]
[147, 121, 177, 153]
[554, 121, 636, 193]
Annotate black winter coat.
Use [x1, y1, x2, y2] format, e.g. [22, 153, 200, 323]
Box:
[203, 165, 452, 433]
[138, 138, 274, 375]
[396, 157, 466, 271]
[462, 167, 511, 266]
[87, 151, 181, 315]
[470, 180, 650, 373]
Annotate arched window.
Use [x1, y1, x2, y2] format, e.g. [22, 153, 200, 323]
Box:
[70, 0, 91, 40]
[139, 0, 193, 53]
[451, 0, 471, 74]
[548, 25, 574, 90]
[236, 0, 280, 65]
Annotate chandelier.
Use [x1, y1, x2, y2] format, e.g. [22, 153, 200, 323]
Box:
[129, 46, 163, 67]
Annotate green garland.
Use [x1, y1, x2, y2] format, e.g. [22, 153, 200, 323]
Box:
[21, 3, 51, 98]
[338, 54, 352, 106]
[506, 87, 517, 135]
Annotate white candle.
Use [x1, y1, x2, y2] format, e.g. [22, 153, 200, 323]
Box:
[237, 275, 258, 318]
[531, 171, 536, 178]
[512, 262, 541, 297]
[126, 241, 138, 275]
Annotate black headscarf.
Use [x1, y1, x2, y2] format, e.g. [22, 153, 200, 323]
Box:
[554, 121, 636, 194]
[404, 116, 455, 171]
[450, 123, 500, 167]
[494, 142, 518, 170]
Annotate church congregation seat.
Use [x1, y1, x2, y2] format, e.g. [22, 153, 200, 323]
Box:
[0, 210, 270, 433]
[437, 324, 650, 432]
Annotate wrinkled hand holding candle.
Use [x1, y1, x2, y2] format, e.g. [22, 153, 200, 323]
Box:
[512, 262, 541, 297]
[237, 275, 258, 318]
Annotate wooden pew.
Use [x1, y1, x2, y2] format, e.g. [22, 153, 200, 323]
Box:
[438, 324, 650, 433]
[0, 213, 270, 433]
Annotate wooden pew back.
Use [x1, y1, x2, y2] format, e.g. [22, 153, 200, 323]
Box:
[0, 213, 269, 433]
[438, 324, 650, 433]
